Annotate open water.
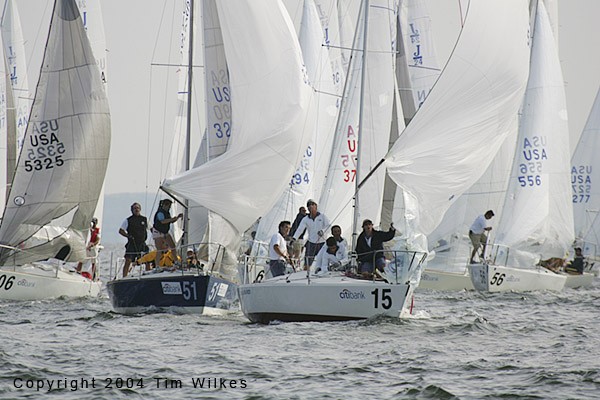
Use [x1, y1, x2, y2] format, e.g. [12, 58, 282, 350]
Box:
[1, 247, 599, 399]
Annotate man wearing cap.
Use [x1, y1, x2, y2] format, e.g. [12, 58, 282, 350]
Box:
[356, 219, 396, 274]
[153, 199, 183, 269]
[293, 199, 330, 268]
[469, 210, 494, 264]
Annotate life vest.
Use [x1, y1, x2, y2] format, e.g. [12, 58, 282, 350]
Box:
[127, 214, 148, 243]
[153, 208, 171, 234]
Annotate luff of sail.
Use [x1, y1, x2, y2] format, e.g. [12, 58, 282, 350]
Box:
[571, 88, 600, 249]
[495, 0, 573, 261]
[162, 0, 314, 233]
[0, 0, 110, 264]
[1, 0, 31, 203]
[384, 0, 530, 237]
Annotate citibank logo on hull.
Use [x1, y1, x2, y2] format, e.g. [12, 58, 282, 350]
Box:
[339, 289, 365, 300]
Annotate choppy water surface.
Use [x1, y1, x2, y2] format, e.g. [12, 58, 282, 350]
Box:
[1, 249, 599, 399]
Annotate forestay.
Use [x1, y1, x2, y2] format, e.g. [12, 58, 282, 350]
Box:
[0, 0, 110, 263]
[384, 0, 530, 237]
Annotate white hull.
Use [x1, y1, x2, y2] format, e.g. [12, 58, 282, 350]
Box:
[418, 269, 475, 291]
[469, 263, 566, 292]
[238, 271, 415, 323]
[0, 264, 101, 300]
[563, 272, 595, 289]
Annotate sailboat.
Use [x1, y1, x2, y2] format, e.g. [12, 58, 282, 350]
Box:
[238, 0, 530, 323]
[0, 0, 109, 300]
[106, 0, 236, 314]
[567, 87, 600, 288]
[469, 0, 570, 292]
[107, 0, 312, 314]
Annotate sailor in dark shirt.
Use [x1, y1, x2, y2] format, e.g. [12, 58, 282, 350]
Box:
[565, 247, 585, 275]
[355, 219, 396, 274]
[119, 202, 149, 277]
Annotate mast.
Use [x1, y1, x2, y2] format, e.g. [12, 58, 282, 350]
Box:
[351, 0, 370, 252]
[182, 0, 194, 246]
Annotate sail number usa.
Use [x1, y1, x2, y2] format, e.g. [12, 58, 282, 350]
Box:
[24, 120, 66, 172]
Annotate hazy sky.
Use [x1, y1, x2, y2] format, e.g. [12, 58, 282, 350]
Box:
[18, 0, 600, 197]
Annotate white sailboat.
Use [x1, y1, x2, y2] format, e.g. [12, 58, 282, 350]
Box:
[0, 0, 110, 300]
[470, 1, 571, 292]
[238, 0, 530, 323]
[107, 0, 237, 314]
[567, 87, 600, 288]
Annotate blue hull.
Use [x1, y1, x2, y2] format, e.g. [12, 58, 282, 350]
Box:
[107, 273, 237, 314]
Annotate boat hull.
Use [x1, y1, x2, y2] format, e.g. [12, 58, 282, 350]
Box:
[238, 272, 414, 324]
[563, 272, 595, 288]
[106, 272, 237, 315]
[0, 265, 101, 300]
[418, 269, 475, 291]
[469, 263, 566, 292]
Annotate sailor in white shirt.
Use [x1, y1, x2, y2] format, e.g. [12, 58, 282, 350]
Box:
[469, 210, 494, 263]
[269, 221, 292, 277]
[313, 237, 348, 274]
[293, 199, 331, 268]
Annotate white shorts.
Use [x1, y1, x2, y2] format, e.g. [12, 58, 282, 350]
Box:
[152, 228, 170, 240]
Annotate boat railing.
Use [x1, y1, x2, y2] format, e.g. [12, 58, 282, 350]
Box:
[240, 253, 300, 284]
[240, 248, 427, 285]
[109, 241, 231, 281]
[368, 249, 427, 284]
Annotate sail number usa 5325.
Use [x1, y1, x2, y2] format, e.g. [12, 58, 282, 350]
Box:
[23, 120, 66, 172]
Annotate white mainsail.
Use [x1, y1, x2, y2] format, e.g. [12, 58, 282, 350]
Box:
[385, 0, 442, 231]
[571, 88, 600, 252]
[1, 0, 31, 190]
[320, 0, 396, 238]
[163, 0, 314, 235]
[0, 0, 111, 264]
[251, 0, 337, 249]
[0, 43, 6, 214]
[384, 0, 530, 241]
[396, 0, 441, 121]
[75, 0, 108, 228]
[495, 1, 573, 264]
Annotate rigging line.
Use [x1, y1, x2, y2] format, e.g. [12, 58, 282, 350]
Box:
[408, 65, 442, 72]
[158, 0, 182, 197]
[151, 62, 204, 68]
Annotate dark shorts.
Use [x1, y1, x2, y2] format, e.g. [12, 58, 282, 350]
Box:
[269, 259, 286, 277]
[305, 241, 325, 265]
[125, 241, 149, 260]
